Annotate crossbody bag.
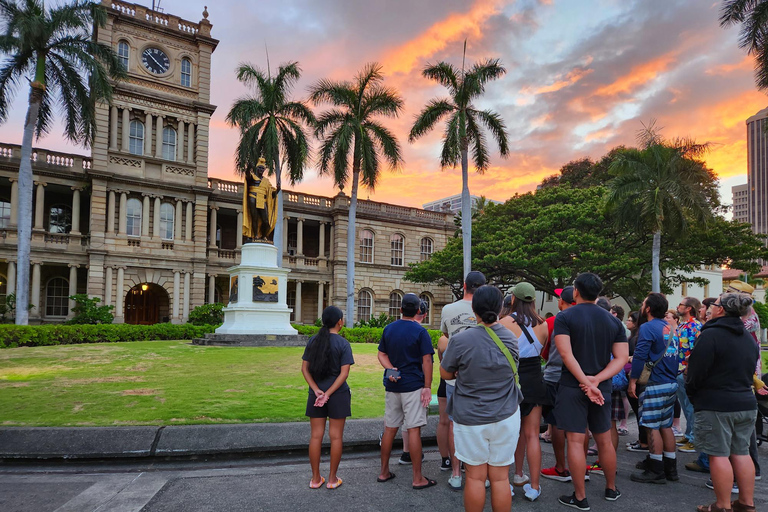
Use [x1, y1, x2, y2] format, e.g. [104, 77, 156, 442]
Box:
[513, 314, 546, 361]
[636, 325, 673, 386]
[483, 325, 520, 387]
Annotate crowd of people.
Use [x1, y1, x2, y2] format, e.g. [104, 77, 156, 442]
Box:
[300, 271, 764, 512]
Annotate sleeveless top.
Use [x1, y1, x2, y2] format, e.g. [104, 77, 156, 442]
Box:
[513, 314, 544, 358]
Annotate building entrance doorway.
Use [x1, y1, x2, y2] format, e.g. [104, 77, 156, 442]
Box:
[125, 283, 169, 325]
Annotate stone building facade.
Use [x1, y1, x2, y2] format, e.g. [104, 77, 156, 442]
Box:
[0, 0, 454, 328]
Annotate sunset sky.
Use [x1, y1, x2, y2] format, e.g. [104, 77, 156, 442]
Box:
[0, 0, 764, 208]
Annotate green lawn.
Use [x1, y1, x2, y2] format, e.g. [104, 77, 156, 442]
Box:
[0, 341, 440, 427]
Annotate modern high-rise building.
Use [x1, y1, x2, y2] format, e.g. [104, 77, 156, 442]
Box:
[732, 183, 749, 223]
[746, 107, 768, 237]
[422, 193, 502, 215]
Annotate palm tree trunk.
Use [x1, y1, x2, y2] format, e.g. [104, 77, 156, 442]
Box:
[345, 168, 360, 327]
[460, 146, 471, 281]
[652, 229, 661, 293]
[16, 84, 44, 325]
[273, 155, 283, 267]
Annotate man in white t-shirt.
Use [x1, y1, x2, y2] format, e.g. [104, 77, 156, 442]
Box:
[439, 270, 486, 490]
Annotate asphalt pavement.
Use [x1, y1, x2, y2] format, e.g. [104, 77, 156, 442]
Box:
[2, 432, 766, 512]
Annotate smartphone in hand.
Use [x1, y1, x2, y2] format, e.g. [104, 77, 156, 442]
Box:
[384, 368, 401, 380]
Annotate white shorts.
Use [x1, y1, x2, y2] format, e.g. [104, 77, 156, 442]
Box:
[453, 410, 521, 467]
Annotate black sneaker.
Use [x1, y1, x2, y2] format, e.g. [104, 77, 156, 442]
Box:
[559, 493, 590, 510]
[440, 457, 452, 471]
[627, 441, 649, 453]
[398, 452, 412, 465]
[604, 487, 621, 501]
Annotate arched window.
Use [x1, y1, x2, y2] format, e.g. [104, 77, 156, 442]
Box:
[160, 202, 174, 240]
[419, 293, 432, 325]
[360, 229, 374, 263]
[358, 289, 372, 323]
[129, 119, 144, 155]
[390, 233, 404, 266]
[45, 277, 69, 317]
[49, 204, 72, 233]
[181, 58, 192, 87]
[117, 41, 130, 70]
[162, 126, 177, 161]
[0, 197, 11, 229]
[388, 291, 402, 319]
[126, 198, 142, 236]
[420, 237, 434, 261]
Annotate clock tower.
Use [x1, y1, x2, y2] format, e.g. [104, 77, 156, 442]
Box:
[86, 0, 219, 322]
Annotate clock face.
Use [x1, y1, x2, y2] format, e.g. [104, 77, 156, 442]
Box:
[141, 47, 170, 75]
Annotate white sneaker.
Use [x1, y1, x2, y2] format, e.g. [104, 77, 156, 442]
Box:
[485, 479, 491, 488]
[513, 473, 530, 486]
[510, 484, 515, 497]
[523, 483, 541, 502]
[448, 475, 462, 491]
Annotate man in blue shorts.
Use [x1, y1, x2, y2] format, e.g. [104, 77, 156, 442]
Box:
[554, 273, 628, 510]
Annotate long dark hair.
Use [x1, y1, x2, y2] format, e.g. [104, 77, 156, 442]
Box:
[510, 296, 543, 327]
[306, 306, 343, 381]
[472, 285, 503, 324]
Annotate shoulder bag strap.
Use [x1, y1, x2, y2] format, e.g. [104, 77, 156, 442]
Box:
[513, 314, 545, 357]
[484, 325, 520, 387]
[647, 324, 675, 370]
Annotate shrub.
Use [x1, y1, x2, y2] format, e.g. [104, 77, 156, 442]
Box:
[188, 303, 224, 326]
[753, 301, 768, 329]
[355, 312, 396, 328]
[67, 294, 114, 325]
[291, 323, 441, 348]
[0, 323, 216, 349]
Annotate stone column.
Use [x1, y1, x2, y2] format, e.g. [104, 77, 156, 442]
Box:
[182, 271, 190, 321]
[295, 280, 302, 324]
[153, 196, 161, 238]
[172, 270, 180, 321]
[121, 107, 130, 152]
[209, 207, 217, 247]
[319, 222, 326, 258]
[236, 210, 243, 248]
[107, 190, 116, 234]
[155, 115, 164, 158]
[185, 201, 193, 240]
[68, 264, 78, 316]
[33, 182, 45, 230]
[7, 261, 15, 296]
[142, 195, 151, 237]
[30, 262, 41, 319]
[297, 218, 304, 256]
[104, 266, 113, 307]
[118, 192, 127, 235]
[110, 106, 118, 150]
[329, 224, 335, 260]
[115, 267, 124, 318]
[317, 281, 324, 319]
[187, 123, 195, 163]
[177, 120, 185, 162]
[208, 274, 216, 304]
[71, 187, 81, 235]
[144, 112, 153, 156]
[174, 201, 183, 240]
[282, 216, 288, 254]
[9, 179, 17, 226]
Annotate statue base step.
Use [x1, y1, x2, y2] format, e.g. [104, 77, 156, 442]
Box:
[192, 333, 309, 347]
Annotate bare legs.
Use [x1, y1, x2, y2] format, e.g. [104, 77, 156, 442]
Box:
[309, 417, 346, 486]
[515, 407, 542, 490]
[328, 418, 345, 485]
[566, 432, 588, 500]
[437, 397, 450, 459]
[380, 425, 428, 486]
[464, 463, 511, 512]
[647, 427, 676, 456]
[731, 454, 756, 509]
[552, 426, 567, 472]
[593, 430, 617, 491]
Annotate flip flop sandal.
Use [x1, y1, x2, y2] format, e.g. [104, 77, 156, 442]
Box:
[377, 472, 396, 483]
[413, 478, 437, 490]
[309, 476, 325, 489]
[696, 503, 732, 512]
[326, 478, 343, 490]
[617, 427, 629, 436]
[587, 448, 598, 456]
[539, 433, 552, 443]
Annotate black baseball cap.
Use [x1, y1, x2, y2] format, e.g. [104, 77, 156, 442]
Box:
[556, 286, 575, 304]
[402, 293, 421, 310]
[464, 271, 486, 292]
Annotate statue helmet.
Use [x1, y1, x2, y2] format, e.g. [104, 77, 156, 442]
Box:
[256, 157, 267, 168]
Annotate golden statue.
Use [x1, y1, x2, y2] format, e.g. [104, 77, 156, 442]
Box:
[242, 158, 278, 242]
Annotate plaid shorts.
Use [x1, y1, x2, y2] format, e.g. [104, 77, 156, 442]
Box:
[639, 382, 678, 430]
[610, 391, 625, 421]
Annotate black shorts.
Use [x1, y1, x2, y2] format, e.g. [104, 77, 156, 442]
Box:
[554, 384, 611, 434]
[306, 389, 351, 419]
[437, 378, 447, 398]
[542, 381, 559, 426]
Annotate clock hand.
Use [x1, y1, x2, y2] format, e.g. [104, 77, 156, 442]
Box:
[148, 53, 163, 68]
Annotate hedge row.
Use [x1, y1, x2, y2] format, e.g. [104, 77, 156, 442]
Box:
[294, 324, 442, 347]
[0, 324, 217, 349]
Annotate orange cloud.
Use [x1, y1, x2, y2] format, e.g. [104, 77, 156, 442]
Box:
[706, 56, 753, 76]
[594, 53, 677, 97]
[525, 68, 593, 95]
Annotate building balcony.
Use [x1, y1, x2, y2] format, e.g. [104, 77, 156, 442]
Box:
[0, 143, 92, 176]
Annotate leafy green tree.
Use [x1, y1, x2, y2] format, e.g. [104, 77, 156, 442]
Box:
[188, 302, 224, 326]
[720, 0, 768, 90]
[409, 49, 509, 280]
[606, 127, 716, 292]
[0, 0, 124, 324]
[226, 61, 314, 264]
[66, 294, 113, 325]
[309, 63, 404, 325]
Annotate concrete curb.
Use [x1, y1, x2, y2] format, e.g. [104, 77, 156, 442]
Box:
[0, 416, 438, 460]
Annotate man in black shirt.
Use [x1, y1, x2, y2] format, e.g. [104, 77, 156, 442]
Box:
[554, 273, 628, 510]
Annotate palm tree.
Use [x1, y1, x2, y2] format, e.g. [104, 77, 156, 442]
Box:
[0, 0, 124, 324]
[309, 63, 404, 325]
[720, 0, 768, 90]
[226, 61, 314, 266]
[409, 50, 510, 279]
[606, 125, 715, 292]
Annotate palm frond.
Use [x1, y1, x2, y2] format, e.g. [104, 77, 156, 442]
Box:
[440, 112, 461, 169]
[308, 78, 356, 109]
[359, 128, 379, 190]
[365, 120, 403, 170]
[422, 61, 459, 94]
[465, 112, 489, 172]
[473, 108, 510, 157]
[361, 84, 403, 119]
[408, 98, 455, 142]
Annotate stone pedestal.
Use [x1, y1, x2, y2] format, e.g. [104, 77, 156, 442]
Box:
[214, 243, 297, 336]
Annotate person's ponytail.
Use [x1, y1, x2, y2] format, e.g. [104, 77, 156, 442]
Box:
[306, 306, 343, 381]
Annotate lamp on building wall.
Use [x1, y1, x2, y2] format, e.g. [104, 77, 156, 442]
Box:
[141, 283, 149, 291]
